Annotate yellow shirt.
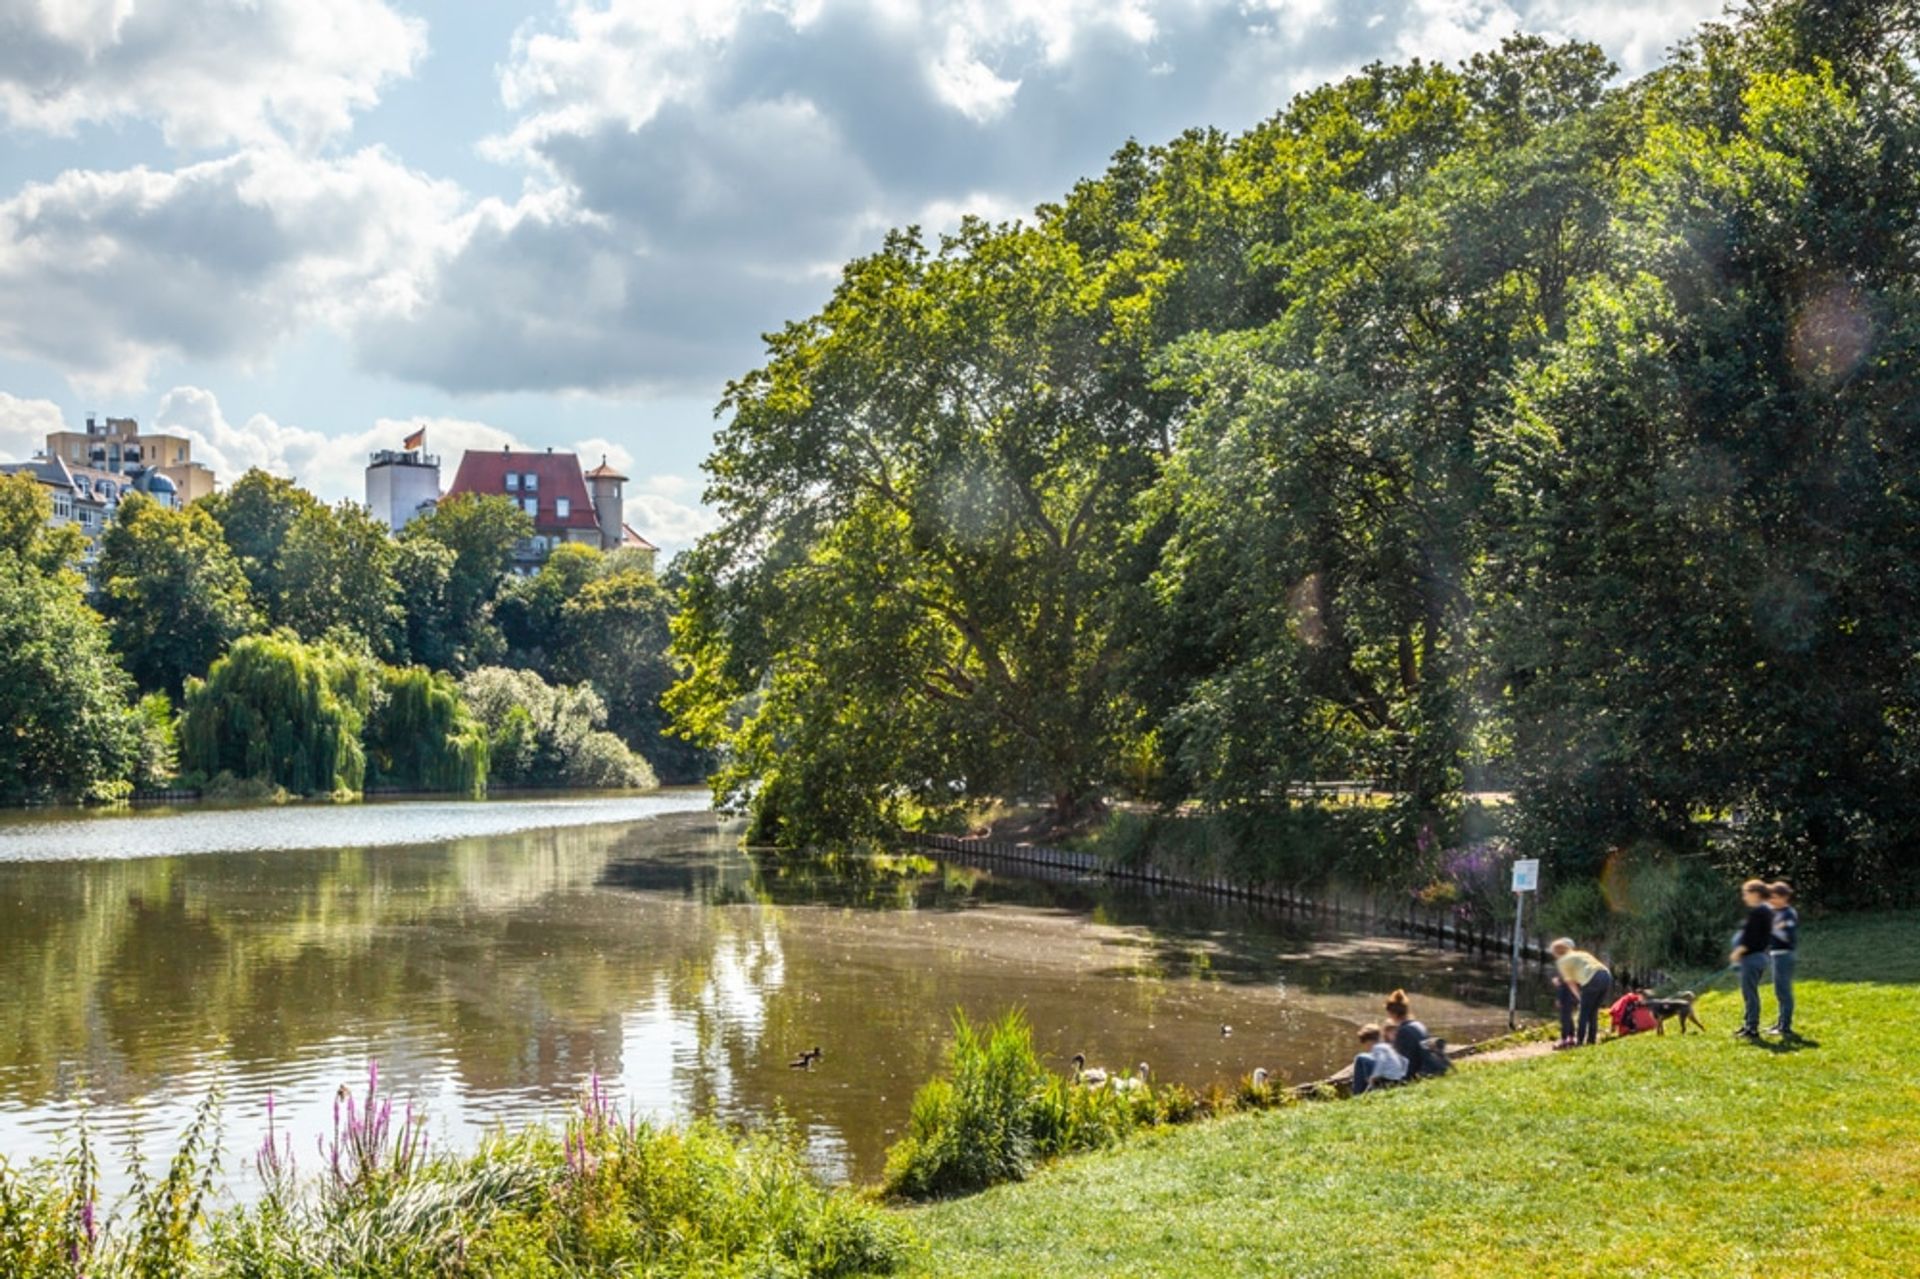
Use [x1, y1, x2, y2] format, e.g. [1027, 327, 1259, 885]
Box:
[1556, 949, 1605, 987]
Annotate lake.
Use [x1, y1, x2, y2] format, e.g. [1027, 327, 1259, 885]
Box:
[0, 794, 1528, 1194]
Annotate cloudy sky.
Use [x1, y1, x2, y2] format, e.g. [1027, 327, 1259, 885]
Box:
[0, 0, 1726, 552]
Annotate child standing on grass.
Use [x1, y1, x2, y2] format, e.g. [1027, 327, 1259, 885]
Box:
[1551, 975, 1578, 1049]
[1767, 881, 1799, 1040]
[1350, 1024, 1407, 1096]
[1730, 879, 1776, 1039]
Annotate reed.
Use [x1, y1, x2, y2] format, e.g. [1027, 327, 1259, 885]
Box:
[0, 1067, 905, 1279]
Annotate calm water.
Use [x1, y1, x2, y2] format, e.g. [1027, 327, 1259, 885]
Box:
[0, 795, 1527, 1194]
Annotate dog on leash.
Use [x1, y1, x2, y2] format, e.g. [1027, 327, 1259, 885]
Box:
[1640, 990, 1706, 1034]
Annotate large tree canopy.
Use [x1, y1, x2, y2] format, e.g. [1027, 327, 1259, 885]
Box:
[95, 492, 259, 696]
[672, 219, 1168, 842]
[669, 0, 1920, 904]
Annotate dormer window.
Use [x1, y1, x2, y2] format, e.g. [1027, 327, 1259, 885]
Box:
[555, 497, 570, 519]
[505, 472, 520, 491]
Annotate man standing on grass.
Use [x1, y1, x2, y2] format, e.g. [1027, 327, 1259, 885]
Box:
[1730, 879, 1776, 1040]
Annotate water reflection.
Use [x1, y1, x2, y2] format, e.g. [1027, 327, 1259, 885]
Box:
[0, 801, 1539, 1193]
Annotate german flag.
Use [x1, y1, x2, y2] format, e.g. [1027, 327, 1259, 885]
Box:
[403, 425, 426, 451]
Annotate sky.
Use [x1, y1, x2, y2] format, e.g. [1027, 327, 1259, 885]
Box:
[0, 0, 1728, 554]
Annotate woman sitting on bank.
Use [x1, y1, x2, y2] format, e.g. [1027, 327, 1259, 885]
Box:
[1350, 1024, 1407, 1095]
[1550, 938, 1612, 1048]
[1384, 989, 1437, 1079]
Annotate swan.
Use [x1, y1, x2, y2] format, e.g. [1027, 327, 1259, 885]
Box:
[1068, 1053, 1109, 1087]
[1250, 1067, 1270, 1088]
[1111, 1062, 1151, 1094]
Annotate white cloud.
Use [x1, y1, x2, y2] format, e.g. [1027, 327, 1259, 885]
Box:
[0, 0, 1729, 405]
[626, 490, 722, 548]
[0, 391, 66, 462]
[0, 147, 462, 397]
[363, 0, 1721, 397]
[0, 0, 425, 149]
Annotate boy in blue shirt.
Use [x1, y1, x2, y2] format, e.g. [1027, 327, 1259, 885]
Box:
[1766, 881, 1799, 1040]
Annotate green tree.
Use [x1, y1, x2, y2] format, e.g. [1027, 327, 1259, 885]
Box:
[393, 536, 458, 672]
[277, 500, 404, 658]
[0, 472, 88, 575]
[496, 540, 603, 669]
[364, 666, 489, 795]
[556, 563, 701, 780]
[1488, 14, 1920, 898]
[95, 492, 259, 695]
[178, 633, 372, 796]
[671, 221, 1167, 842]
[0, 553, 141, 801]
[198, 469, 322, 613]
[399, 494, 532, 671]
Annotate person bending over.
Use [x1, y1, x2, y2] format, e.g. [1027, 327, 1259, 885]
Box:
[1550, 939, 1612, 1048]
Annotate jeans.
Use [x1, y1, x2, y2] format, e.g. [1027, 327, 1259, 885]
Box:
[1739, 952, 1771, 1032]
[1577, 970, 1612, 1046]
[1556, 980, 1577, 1041]
[1352, 1054, 1376, 1096]
[1771, 950, 1797, 1034]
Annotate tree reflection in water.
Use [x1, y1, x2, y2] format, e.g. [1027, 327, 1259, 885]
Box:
[0, 804, 1529, 1194]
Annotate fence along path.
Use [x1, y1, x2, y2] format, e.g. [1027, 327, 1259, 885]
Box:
[911, 832, 1557, 966]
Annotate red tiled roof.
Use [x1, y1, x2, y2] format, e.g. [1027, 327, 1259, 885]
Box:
[445, 448, 602, 534]
[584, 455, 628, 480]
[621, 523, 658, 552]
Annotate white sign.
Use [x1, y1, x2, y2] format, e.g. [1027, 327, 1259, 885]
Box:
[1511, 858, 1540, 893]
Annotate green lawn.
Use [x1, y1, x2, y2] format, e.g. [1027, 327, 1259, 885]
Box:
[898, 911, 1920, 1278]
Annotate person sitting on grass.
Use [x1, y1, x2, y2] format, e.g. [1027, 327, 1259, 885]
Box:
[1383, 989, 1444, 1077]
[1730, 879, 1776, 1040]
[1549, 939, 1612, 1048]
[1767, 880, 1799, 1040]
[1350, 1024, 1407, 1096]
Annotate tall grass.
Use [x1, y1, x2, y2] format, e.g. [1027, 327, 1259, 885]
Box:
[0, 1068, 906, 1278]
[883, 1010, 1211, 1200]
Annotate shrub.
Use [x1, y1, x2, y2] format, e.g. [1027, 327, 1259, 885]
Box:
[883, 1010, 1143, 1200]
[1601, 847, 1734, 972]
[132, 692, 179, 791]
[459, 666, 656, 790]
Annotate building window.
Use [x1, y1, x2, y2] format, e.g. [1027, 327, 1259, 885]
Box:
[523, 496, 538, 516]
[524, 472, 538, 492]
[555, 497, 570, 519]
[505, 472, 520, 491]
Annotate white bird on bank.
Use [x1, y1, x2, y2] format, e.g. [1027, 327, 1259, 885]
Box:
[1111, 1062, 1152, 1093]
[1250, 1067, 1270, 1088]
[1069, 1053, 1108, 1087]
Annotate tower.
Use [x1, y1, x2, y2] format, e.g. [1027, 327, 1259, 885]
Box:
[584, 455, 627, 551]
[366, 438, 441, 532]
[579, 453, 625, 549]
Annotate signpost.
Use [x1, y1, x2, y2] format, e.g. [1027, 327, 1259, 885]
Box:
[1509, 858, 1540, 1029]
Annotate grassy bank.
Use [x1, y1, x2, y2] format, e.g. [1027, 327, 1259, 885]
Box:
[901, 911, 1920, 1277]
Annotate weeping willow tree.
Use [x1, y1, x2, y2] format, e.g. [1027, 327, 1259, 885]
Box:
[364, 665, 490, 795]
[180, 632, 372, 796]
